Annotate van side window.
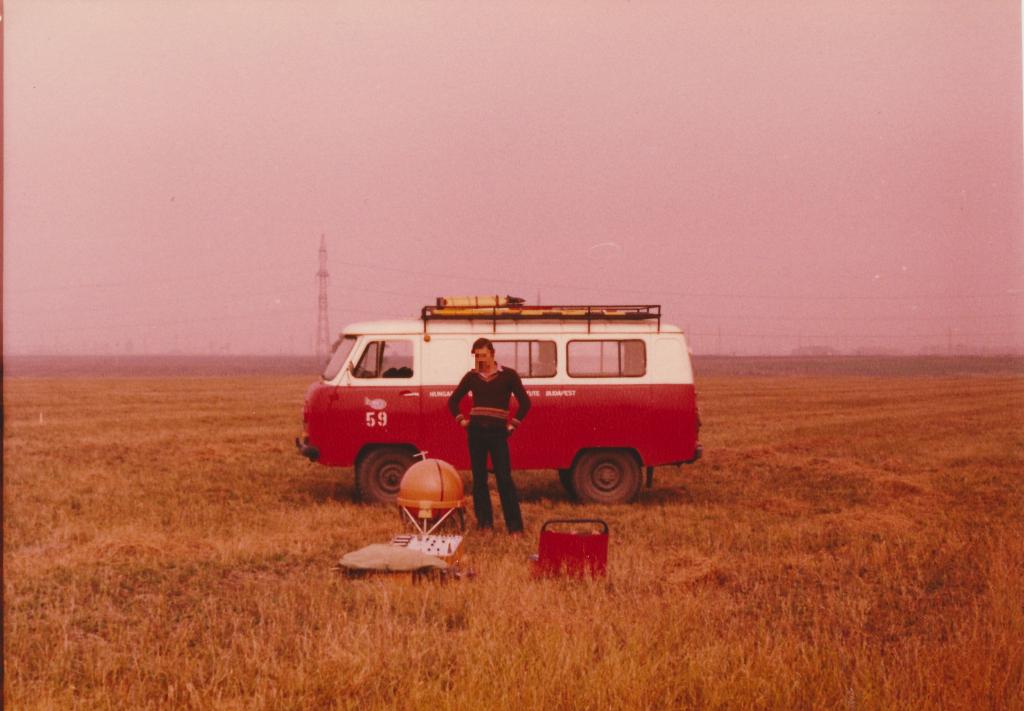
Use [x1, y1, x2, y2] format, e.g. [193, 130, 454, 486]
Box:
[567, 340, 646, 377]
[492, 340, 557, 377]
[380, 341, 414, 378]
[352, 340, 414, 379]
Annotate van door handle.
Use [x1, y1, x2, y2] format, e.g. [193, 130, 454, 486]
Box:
[400, 390, 420, 397]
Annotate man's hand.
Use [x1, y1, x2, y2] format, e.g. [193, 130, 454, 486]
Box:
[506, 423, 515, 434]
[460, 419, 469, 428]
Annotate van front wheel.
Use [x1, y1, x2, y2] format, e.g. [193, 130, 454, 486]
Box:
[572, 450, 642, 504]
[357, 447, 414, 504]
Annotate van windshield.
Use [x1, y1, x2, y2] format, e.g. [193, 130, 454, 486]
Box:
[322, 336, 357, 381]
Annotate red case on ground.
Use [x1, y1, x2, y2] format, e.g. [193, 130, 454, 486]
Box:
[531, 519, 609, 578]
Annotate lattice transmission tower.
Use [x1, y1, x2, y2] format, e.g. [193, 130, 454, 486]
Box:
[316, 235, 331, 363]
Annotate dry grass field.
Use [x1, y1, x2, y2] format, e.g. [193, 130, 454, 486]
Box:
[4, 361, 1023, 709]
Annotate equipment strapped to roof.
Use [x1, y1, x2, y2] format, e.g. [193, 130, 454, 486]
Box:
[421, 297, 662, 333]
[435, 295, 525, 308]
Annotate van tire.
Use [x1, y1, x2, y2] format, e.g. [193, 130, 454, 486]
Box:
[572, 450, 642, 504]
[357, 447, 414, 504]
[558, 469, 577, 499]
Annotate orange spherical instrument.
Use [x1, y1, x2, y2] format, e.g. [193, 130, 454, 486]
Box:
[397, 459, 466, 533]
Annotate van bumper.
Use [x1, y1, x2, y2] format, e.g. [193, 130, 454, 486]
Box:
[675, 444, 702, 466]
[295, 436, 320, 462]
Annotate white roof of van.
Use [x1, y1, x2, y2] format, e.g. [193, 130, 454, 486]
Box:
[341, 320, 423, 335]
[341, 318, 684, 336]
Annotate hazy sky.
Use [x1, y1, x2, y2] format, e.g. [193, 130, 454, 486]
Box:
[5, 1, 1022, 356]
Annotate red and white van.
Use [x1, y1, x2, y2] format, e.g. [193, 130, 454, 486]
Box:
[296, 298, 702, 504]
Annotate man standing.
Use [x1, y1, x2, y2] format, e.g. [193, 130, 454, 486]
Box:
[448, 338, 531, 535]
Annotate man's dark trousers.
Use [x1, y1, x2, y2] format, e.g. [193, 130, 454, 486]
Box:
[467, 425, 523, 533]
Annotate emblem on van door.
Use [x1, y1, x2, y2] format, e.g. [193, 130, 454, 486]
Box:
[364, 397, 388, 411]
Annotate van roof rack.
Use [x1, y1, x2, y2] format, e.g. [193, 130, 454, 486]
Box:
[421, 298, 662, 333]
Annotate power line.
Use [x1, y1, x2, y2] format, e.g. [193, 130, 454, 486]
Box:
[316, 236, 331, 363]
[6, 305, 396, 337]
[3, 283, 317, 318]
[3, 258, 313, 294]
[9, 252, 1018, 302]
[327, 257, 1021, 301]
[688, 330, 1023, 340]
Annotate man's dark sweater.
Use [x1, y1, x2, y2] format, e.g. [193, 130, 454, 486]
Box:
[447, 366, 531, 430]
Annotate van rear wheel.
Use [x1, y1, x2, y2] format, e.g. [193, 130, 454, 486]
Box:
[572, 450, 642, 504]
[357, 447, 414, 504]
